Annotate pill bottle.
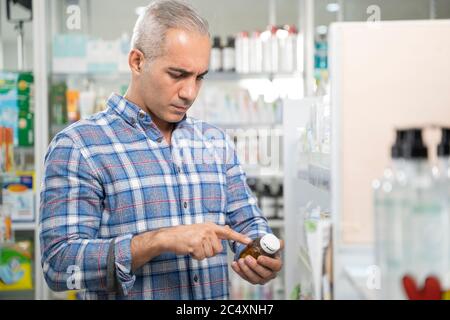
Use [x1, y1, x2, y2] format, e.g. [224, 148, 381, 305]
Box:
[239, 234, 281, 259]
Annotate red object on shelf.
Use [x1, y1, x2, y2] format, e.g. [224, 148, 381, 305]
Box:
[402, 275, 442, 300]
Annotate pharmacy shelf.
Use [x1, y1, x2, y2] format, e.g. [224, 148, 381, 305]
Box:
[244, 167, 284, 180]
[50, 124, 69, 137]
[206, 71, 303, 81]
[0, 290, 34, 300]
[297, 164, 330, 191]
[212, 123, 283, 130]
[12, 222, 36, 231]
[0, 172, 18, 178]
[14, 146, 34, 154]
[268, 219, 284, 229]
[51, 72, 130, 79]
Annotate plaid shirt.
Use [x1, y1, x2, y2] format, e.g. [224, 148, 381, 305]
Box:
[40, 93, 271, 300]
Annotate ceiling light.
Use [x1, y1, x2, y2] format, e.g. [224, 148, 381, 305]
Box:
[326, 3, 340, 12]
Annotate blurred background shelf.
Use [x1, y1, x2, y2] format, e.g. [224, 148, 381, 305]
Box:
[268, 219, 284, 229]
[12, 222, 36, 231]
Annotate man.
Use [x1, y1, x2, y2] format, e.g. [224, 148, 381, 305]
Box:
[40, 0, 283, 300]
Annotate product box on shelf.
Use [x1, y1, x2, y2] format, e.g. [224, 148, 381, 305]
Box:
[0, 241, 33, 291]
[1, 171, 35, 222]
[50, 82, 68, 125]
[53, 33, 130, 74]
[53, 34, 88, 73]
[0, 71, 34, 147]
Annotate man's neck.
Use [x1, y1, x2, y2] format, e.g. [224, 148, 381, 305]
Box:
[151, 117, 174, 140]
[123, 90, 174, 139]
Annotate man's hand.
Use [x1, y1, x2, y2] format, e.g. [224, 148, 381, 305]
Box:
[160, 222, 252, 260]
[231, 240, 284, 285]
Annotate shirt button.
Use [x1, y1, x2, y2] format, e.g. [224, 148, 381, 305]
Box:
[139, 113, 145, 119]
[183, 202, 188, 209]
[156, 137, 163, 143]
[193, 274, 199, 283]
[176, 166, 181, 173]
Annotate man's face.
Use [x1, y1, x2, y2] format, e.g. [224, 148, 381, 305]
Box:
[137, 28, 211, 124]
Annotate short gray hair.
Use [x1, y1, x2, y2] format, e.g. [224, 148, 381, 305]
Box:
[131, 0, 210, 65]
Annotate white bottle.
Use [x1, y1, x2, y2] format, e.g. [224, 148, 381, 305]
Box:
[249, 31, 263, 73]
[278, 25, 297, 73]
[235, 32, 250, 74]
[401, 129, 449, 291]
[261, 27, 274, 73]
[79, 81, 96, 119]
[210, 36, 222, 72]
[270, 26, 279, 73]
[222, 37, 236, 72]
[436, 128, 450, 285]
[261, 184, 276, 219]
[373, 129, 407, 300]
[296, 30, 304, 73]
[235, 33, 242, 73]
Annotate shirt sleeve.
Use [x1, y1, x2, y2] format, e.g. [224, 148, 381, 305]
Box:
[222, 134, 273, 260]
[40, 134, 136, 295]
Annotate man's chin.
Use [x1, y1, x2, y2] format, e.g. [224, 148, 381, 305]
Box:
[166, 112, 187, 123]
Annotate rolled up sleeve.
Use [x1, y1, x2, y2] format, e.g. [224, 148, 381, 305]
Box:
[40, 134, 136, 295]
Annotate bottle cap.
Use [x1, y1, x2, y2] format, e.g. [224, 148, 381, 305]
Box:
[212, 36, 221, 48]
[402, 128, 428, 159]
[267, 25, 278, 34]
[260, 234, 281, 255]
[284, 24, 298, 34]
[438, 128, 450, 157]
[239, 31, 249, 38]
[226, 37, 235, 48]
[391, 129, 407, 159]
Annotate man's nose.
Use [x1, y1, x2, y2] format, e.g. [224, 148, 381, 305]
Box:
[179, 79, 197, 102]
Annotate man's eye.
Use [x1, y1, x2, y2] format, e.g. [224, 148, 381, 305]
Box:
[197, 75, 205, 81]
[169, 72, 183, 79]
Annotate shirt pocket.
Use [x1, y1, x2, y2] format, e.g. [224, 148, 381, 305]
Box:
[196, 163, 227, 220]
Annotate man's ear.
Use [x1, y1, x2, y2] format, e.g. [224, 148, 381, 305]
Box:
[129, 49, 145, 74]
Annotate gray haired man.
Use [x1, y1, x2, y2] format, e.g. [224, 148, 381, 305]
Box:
[40, 0, 283, 300]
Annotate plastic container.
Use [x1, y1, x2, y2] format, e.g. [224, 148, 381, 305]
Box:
[222, 37, 236, 72]
[210, 36, 222, 72]
[239, 234, 281, 259]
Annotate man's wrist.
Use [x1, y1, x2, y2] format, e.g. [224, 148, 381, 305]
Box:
[131, 229, 167, 271]
[150, 228, 166, 255]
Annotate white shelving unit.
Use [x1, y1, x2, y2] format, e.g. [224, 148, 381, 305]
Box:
[32, 0, 50, 300]
[283, 98, 332, 300]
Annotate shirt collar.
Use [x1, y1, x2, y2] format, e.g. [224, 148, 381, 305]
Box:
[106, 92, 190, 138]
[107, 93, 144, 127]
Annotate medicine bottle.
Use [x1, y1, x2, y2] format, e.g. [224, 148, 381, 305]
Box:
[239, 234, 281, 259]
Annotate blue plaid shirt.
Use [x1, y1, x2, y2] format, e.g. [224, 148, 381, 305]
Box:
[40, 93, 271, 300]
